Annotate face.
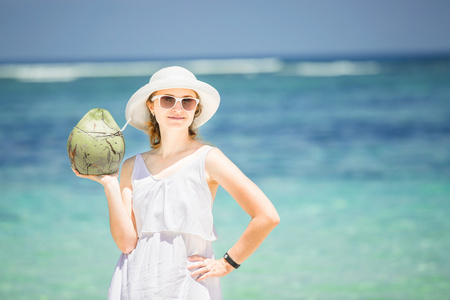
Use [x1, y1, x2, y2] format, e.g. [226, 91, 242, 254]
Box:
[148, 88, 199, 130]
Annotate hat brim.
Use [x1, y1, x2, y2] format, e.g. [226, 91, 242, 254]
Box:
[125, 77, 220, 131]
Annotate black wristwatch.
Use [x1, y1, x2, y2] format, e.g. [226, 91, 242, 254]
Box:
[223, 252, 240, 269]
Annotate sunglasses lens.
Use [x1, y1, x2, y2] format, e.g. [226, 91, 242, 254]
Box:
[182, 98, 198, 111]
[159, 96, 176, 109]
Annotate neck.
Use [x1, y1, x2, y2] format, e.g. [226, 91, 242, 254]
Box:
[157, 127, 194, 158]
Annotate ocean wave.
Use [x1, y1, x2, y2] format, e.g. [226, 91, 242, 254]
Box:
[182, 58, 284, 75]
[0, 61, 167, 83]
[0, 58, 284, 83]
[291, 61, 382, 77]
[0, 58, 384, 82]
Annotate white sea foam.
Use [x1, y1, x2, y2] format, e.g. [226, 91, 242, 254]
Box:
[0, 61, 167, 83]
[291, 61, 382, 77]
[0, 58, 284, 83]
[182, 58, 284, 75]
[0, 58, 382, 82]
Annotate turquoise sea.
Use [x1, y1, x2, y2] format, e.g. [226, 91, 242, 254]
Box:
[1, 57, 449, 299]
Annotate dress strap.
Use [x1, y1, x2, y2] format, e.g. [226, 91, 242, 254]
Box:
[131, 154, 150, 181]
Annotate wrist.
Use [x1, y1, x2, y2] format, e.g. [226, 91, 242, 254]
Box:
[101, 176, 120, 189]
[223, 252, 241, 269]
[221, 258, 236, 272]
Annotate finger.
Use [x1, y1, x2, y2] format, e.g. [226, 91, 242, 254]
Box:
[187, 255, 205, 262]
[187, 261, 205, 270]
[190, 267, 209, 277]
[196, 270, 212, 282]
[72, 168, 86, 178]
[71, 167, 89, 179]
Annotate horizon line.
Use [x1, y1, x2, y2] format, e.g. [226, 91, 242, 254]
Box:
[1, 50, 450, 65]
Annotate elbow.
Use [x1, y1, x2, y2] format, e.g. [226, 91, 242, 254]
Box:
[270, 212, 280, 228]
[116, 238, 138, 254]
[260, 211, 280, 230]
[120, 246, 134, 254]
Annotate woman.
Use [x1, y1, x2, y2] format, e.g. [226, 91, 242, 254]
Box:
[73, 66, 279, 299]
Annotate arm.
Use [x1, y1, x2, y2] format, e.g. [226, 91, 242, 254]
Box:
[72, 157, 138, 253]
[104, 157, 138, 253]
[189, 148, 280, 280]
[208, 148, 280, 263]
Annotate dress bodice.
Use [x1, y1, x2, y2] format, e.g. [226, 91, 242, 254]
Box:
[131, 146, 217, 241]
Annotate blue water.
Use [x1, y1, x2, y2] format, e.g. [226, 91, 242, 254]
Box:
[1, 57, 449, 299]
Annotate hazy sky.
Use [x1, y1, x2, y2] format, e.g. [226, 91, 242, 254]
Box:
[1, 0, 449, 62]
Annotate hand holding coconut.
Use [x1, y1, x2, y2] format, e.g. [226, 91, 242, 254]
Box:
[71, 165, 119, 186]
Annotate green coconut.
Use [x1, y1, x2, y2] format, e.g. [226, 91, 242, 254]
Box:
[67, 108, 125, 175]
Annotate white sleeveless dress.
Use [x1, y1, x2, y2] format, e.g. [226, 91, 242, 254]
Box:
[108, 146, 222, 299]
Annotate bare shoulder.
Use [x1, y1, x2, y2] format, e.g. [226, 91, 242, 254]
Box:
[206, 147, 230, 166]
[206, 147, 243, 182]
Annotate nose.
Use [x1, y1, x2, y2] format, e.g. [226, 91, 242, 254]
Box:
[172, 101, 183, 112]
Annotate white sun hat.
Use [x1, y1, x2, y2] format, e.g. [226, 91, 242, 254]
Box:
[125, 66, 220, 131]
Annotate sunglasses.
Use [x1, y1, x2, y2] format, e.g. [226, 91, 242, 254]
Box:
[151, 95, 199, 112]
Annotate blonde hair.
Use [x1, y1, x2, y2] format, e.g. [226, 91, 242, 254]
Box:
[145, 92, 203, 149]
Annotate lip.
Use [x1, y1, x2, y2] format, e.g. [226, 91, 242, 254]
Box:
[168, 116, 185, 120]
